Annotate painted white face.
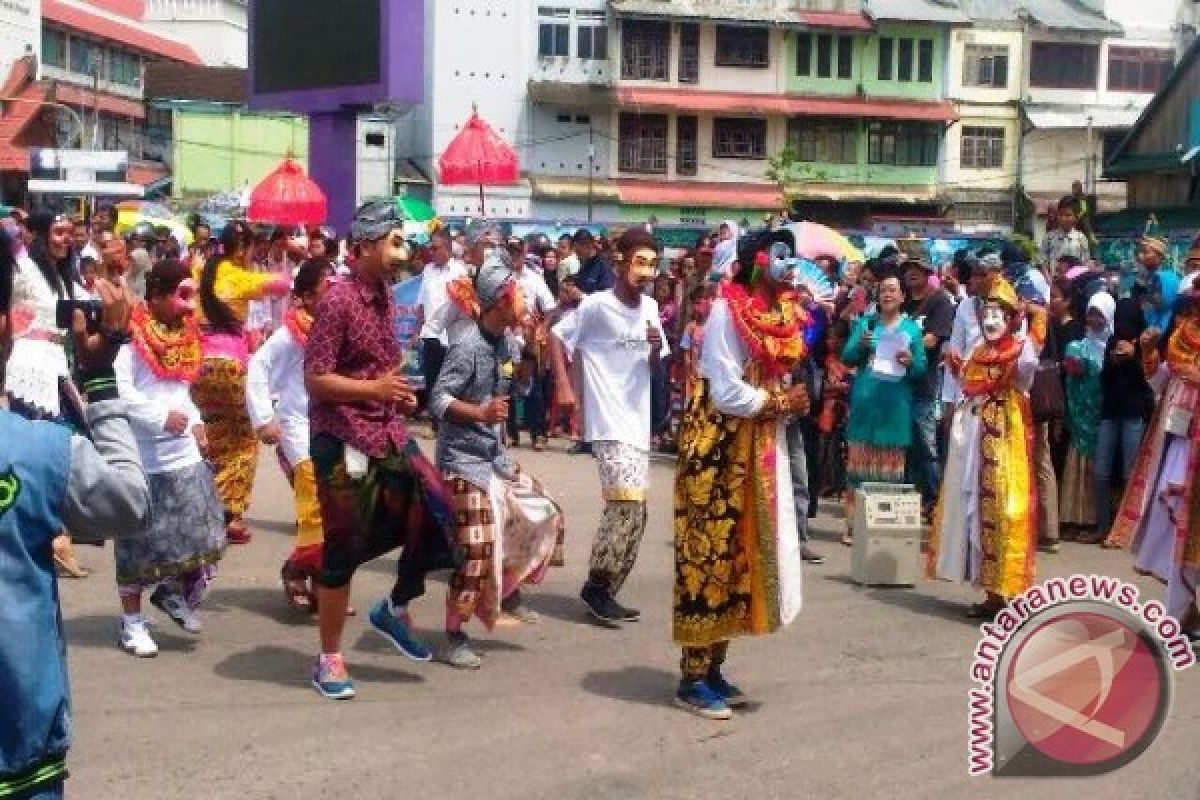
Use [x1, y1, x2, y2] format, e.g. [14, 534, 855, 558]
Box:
[982, 305, 1008, 342]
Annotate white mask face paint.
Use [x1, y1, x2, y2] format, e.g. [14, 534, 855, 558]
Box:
[982, 305, 1008, 342]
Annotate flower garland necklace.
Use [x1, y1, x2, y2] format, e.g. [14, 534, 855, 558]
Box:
[130, 303, 202, 382]
[285, 306, 313, 347]
[721, 281, 807, 380]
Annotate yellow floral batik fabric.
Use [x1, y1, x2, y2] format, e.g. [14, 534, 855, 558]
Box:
[976, 391, 1037, 598]
[191, 358, 259, 517]
[673, 375, 781, 648]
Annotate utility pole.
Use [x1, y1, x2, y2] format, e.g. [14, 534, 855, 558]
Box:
[587, 121, 595, 223]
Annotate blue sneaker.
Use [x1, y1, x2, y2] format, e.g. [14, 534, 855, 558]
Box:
[311, 654, 355, 700]
[368, 600, 433, 662]
[674, 680, 733, 720]
[707, 671, 749, 708]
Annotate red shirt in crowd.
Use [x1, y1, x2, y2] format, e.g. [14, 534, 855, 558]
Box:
[305, 274, 409, 457]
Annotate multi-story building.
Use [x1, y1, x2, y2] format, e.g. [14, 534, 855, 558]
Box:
[606, 0, 962, 230]
[142, 0, 248, 68]
[0, 0, 40, 81]
[0, 0, 200, 203]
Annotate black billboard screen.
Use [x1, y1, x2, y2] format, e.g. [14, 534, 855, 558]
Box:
[253, 0, 382, 93]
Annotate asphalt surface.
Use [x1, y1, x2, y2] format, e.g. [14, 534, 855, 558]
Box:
[59, 435, 1200, 799]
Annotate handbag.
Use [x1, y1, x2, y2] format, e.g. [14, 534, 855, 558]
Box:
[1029, 325, 1064, 422]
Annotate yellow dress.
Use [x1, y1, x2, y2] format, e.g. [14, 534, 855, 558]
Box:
[191, 259, 281, 522]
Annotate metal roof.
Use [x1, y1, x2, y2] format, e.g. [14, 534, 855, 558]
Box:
[866, 0, 968, 23]
[959, 0, 1121, 33]
[608, 0, 874, 26]
[1025, 105, 1143, 130]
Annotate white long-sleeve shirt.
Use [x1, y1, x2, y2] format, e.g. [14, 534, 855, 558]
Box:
[245, 324, 309, 467]
[113, 344, 204, 475]
[698, 298, 768, 418]
[941, 296, 982, 404]
[417, 258, 469, 343]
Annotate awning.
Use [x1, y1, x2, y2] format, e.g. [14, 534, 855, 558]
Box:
[127, 161, 168, 186]
[43, 0, 201, 64]
[1105, 151, 1191, 176]
[54, 84, 144, 119]
[616, 87, 957, 122]
[1025, 106, 1142, 130]
[618, 180, 782, 210]
[798, 12, 875, 30]
[28, 178, 144, 196]
[790, 182, 940, 204]
[531, 176, 620, 202]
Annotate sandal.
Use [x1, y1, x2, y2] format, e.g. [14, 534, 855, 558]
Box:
[281, 564, 313, 610]
[225, 518, 252, 545]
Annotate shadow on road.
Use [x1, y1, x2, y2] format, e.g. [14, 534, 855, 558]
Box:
[822, 574, 977, 626]
[242, 517, 297, 536]
[202, 587, 316, 627]
[522, 591, 599, 627]
[214, 644, 424, 688]
[580, 666, 677, 709]
[64, 613, 199, 653]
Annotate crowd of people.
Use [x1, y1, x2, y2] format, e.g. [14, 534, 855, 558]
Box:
[2, 189, 1200, 796]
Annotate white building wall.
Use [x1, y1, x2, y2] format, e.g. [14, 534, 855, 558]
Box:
[143, 0, 247, 67]
[0, 0, 39, 80]
[356, 116, 394, 206]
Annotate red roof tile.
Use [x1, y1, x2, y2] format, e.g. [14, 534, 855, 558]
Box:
[87, 0, 146, 19]
[0, 58, 54, 171]
[799, 11, 876, 30]
[618, 180, 782, 210]
[43, 0, 201, 64]
[128, 160, 167, 186]
[616, 86, 957, 122]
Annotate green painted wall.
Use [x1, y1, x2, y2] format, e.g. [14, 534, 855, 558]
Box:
[172, 108, 308, 199]
[784, 24, 947, 101]
[618, 204, 774, 225]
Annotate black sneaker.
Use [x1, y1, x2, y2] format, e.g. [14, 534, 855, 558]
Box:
[613, 599, 641, 622]
[568, 441, 592, 455]
[580, 584, 622, 627]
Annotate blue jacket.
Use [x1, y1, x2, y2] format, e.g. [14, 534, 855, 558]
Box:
[0, 411, 71, 793]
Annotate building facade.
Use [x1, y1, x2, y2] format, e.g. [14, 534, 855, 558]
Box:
[142, 0, 248, 68]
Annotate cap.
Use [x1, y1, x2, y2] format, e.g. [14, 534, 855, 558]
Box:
[572, 228, 595, 245]
[475, 257, 518, 309]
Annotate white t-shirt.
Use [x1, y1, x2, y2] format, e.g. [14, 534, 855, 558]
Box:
[552, 289, 669, 450]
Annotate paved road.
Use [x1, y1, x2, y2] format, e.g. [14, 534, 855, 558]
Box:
[61, 435, 1199, 799]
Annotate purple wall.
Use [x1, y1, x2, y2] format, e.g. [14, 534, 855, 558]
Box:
[309, 114, 359, 236]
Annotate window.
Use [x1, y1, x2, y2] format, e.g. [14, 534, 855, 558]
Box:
[1108, 46, 1173, 92]
[1029, 42, 1099, 89]
[538, 22, 569, 57]
[837, 36, 854, 79]
[106, 50, 140, 87]
[618, 113, 668, 173]
[787, 118, 858, 164]
[715, 25, 769, 68]
[621, 20, 669, 80]
[42, 29, 66, 68]
[897, 38, 913, 81]
[917, 39, 933, 82]
[962, 43, 1008, 88]
[796, 33, 812, 76]
[69, 36, 96, 75]
[679, 23, 699, 83]
[867, 121, 938, 166]
[816, 34, 832, 77]
[878, 37, 893, 80]
[677, 115, 698, 176]
[960, 126, 1005, 169]
[578, 25, 608, 60]
[713, 117, 767, 159]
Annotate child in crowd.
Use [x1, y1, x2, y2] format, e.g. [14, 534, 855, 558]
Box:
[113, 261, 225, 656]
[816, 322, 852, 500]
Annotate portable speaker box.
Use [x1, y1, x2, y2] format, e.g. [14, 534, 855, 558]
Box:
[851, 483, 922, 587]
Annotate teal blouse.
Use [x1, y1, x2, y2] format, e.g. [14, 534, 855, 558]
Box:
[841, 313, 927, 449]
[1064, 338, 1104, 456]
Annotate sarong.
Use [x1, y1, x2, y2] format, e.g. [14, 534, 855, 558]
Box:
[845, 443, 906, 488]
[191, 357, 258, 518]
[114, 461, 225, 587]
[1059, 446, 1096, 527]
[446, 470, 563, 629]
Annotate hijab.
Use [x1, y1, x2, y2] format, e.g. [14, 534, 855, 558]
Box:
[1080, 291, 1115, 363]
[711, 220, 739, 280]
[1144, 268, 1180, 332]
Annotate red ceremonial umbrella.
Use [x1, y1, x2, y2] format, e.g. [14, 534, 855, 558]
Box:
[246, 158, 327, 227]
[438, 109, 519, 214]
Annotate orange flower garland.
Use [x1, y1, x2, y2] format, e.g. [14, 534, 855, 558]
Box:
[284, 307, 313, 348]
[129, 303, 203, 382]
[721, 281, 807, 380]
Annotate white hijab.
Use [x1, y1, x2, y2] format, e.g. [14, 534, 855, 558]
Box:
[711, 220, 740, 279]
[1081, 291, 1115, 363]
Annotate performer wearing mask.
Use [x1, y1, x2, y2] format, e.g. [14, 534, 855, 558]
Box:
[673, 246, 807, 719]
[113, 261, 224, 655]
[928, 279, 1046, 618]
[431, 256, 564, 669]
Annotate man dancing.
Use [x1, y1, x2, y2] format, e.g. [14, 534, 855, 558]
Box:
[305, 201, 457, 699]
[431, 255, 564, 668]
[550, 228, 668, 625]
